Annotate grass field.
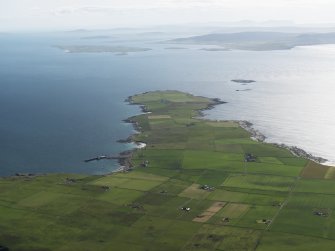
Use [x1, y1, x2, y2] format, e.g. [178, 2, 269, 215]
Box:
[0, 90, 334, 250]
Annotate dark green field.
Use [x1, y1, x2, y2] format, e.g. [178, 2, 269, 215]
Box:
[0, 91, 334, 251]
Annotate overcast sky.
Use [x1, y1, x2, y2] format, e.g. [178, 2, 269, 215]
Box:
[1, 0, 335, 31]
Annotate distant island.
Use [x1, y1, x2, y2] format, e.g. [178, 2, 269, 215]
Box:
[236, 88, 252, 92]
[167, 31, 335, 51]
[55, 45, 151, 54]
[231, 79, 256, 83]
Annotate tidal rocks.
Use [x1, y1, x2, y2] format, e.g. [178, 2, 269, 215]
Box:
[239, 121, 266, 142]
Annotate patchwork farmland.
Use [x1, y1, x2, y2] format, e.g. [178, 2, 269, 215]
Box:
[0, 91, 334, 250]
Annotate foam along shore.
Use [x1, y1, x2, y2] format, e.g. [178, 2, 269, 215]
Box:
[126, 90, 328, 165]
[135, 142, 147, 149]
[113, 141, 145, 171]
[239, 120, 329, 164]
[116, 91, 226, 170]
[119, 90, 330, 173]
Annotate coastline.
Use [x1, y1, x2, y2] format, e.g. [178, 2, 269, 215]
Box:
[238, 120, 329, 164]
[113, 94, 151, 172]
[116, 90, 330, 174]
[115, 91, 227, 172]
[0, 91, 335, 251]
[3, 90, 335, 250]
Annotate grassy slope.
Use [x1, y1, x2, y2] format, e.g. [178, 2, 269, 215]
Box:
[0, 90, 334, 251]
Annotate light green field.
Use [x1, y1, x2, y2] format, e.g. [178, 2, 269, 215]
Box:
[205, 121, 239, 128]
[207, 188, 285, 206]
[179, 183, 211, 199]
[294, 179, 335, 194]
[0, 90, 333, 250]
[217, 202, 250, 218]
[257, 232, 335, 251]
[222, 174, 295, 192]
[97, 187, 144, 205]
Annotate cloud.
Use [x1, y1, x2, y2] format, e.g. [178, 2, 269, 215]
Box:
[48, 3, 192, 17]
[2, 0, 335, 31]
[19, 0, 335, 17]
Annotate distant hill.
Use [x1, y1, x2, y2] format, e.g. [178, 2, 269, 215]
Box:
[168, 32, 335, 50]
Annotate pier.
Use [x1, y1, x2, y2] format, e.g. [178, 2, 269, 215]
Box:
[84, 153, 132, 163]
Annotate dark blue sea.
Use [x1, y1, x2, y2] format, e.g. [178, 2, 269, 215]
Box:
[1, 31, 335, 175]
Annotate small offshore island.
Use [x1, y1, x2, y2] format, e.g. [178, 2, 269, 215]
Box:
[1, 91, 335, 250]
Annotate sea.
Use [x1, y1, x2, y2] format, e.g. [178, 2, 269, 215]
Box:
[1, 31, 335, 176]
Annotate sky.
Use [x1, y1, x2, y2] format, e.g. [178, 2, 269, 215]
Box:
[1, 0, 335, 31]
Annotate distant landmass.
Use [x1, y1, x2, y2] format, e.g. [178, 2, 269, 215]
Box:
[81, 36, 113, 40]
[55, 45, 151, 54]
[136, 32, 166, 36]
[167, 32, 335, 51]
[231, 79, 256, 83]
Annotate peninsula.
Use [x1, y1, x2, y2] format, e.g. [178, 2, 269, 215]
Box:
[0, 91, 334, 250]
[167, 31, 335, 51]
[55, 45, 151, 54]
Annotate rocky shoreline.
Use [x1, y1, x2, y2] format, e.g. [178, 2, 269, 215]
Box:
[198, 98, 227, 117]
[115, 92, 227, 172]
[239, 121, 328, 164]
[113, 94, 151, 172]
[239, 121, 267, 142]
[116, 91, 328, 174]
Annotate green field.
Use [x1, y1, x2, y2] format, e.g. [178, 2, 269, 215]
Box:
[0, 90, 334, 250]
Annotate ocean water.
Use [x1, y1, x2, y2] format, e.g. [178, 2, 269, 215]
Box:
[0, 32, 335, 176]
